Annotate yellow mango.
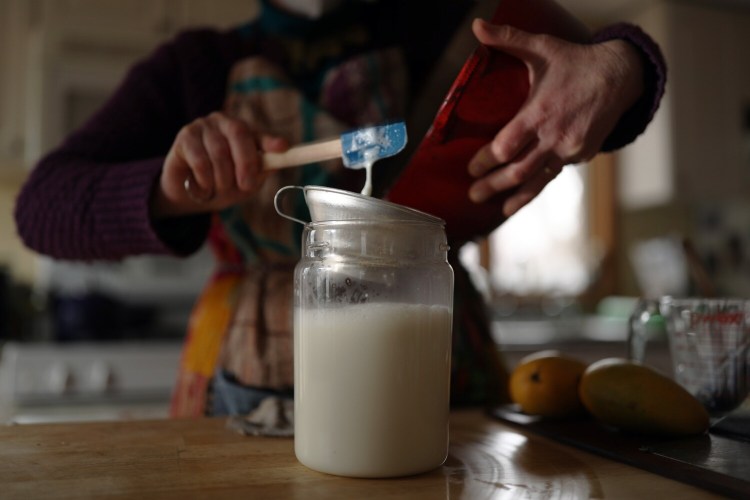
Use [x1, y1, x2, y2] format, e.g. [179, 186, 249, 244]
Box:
[579, 358, 710, 436]
[509, 350, 587, 418]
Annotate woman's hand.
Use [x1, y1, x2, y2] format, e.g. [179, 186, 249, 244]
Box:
[467, 20, 644, 216]
[151, 111, 289, 217]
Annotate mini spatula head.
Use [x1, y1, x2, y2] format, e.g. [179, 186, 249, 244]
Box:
[340, 121, 407, 168]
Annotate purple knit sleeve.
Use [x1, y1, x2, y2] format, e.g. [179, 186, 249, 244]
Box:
[592, 22, 667, 152]
[14, 33, 215, 261]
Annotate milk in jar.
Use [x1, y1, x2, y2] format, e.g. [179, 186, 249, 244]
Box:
[294, 302, 452, 478]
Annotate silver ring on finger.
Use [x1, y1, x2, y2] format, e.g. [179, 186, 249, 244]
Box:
[184, 176, 215, 204]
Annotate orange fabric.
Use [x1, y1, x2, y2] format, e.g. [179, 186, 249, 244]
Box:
[169, 269, 242, 417]
[170, 370, 210, 418]
[182, 272, 243, 377]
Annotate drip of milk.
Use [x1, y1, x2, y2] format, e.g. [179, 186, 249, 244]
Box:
[294, 302, 452, 478]
[359, 148, 377, 197]
[349, 127, 392, 197]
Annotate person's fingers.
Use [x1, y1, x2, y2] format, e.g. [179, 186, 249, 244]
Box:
[202, 115, 235, 193]
[256, 135, 291, 184]
[468, 122, 535, 178]
[502, 162, 564, 216]
[216, 117, 261, 191]
[471, 20, 541, 61]
[469, 146, 549, 203]
[260, 135, 290, 153]
[176, 124, 214, 200]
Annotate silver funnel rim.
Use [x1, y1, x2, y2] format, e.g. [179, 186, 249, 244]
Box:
[274, 185, 444, 226]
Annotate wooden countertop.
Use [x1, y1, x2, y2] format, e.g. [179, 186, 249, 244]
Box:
[0, 410, 720, 499]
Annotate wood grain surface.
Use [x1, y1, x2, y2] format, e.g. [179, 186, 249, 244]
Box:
[0, 410, 722, 499]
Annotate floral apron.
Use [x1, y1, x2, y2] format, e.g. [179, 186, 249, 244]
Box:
[169, 43, 409, 417]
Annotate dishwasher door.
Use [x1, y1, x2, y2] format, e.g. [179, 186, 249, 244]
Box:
[0, 341, 181, 424]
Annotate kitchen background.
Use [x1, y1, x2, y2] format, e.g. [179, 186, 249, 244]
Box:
[1, 0, 750, 422]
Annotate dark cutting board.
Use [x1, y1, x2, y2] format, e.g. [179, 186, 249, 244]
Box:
[490, 405, 750, 499]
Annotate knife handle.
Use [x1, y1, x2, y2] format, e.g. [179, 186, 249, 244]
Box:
[263, 138, 342, 170]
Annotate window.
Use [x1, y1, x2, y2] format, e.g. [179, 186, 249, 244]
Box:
[460, 157, 617, 304]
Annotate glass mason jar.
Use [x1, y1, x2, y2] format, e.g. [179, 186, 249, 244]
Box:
[293, 217, 454, 478]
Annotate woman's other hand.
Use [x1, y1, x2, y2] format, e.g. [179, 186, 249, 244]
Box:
[467, 20, 644, 216]
[151, 111, 289, 217]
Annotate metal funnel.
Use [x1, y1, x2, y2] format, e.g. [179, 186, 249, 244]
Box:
[275, 185, 443, 225]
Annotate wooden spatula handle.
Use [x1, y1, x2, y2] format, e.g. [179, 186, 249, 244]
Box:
[263, 138, 342, 170]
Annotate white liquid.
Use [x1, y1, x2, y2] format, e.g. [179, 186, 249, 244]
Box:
[294, 302, 452, 478]
[360, 159, 373, 196]
[359, 148, 376, 196]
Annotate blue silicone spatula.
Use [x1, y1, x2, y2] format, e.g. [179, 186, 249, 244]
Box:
[263, 121, 407, 169]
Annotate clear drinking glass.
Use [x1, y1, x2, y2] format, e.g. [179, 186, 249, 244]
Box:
[629, 297, 750, 417]
[627, 297, 666, 365]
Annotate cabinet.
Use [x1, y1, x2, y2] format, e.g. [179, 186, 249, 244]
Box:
[618, 0, 750, 209]
[0, 0, 258, 169]
[0, 0, 32, 168]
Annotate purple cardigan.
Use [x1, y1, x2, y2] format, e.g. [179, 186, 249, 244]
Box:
[14, 21, 666, 262]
